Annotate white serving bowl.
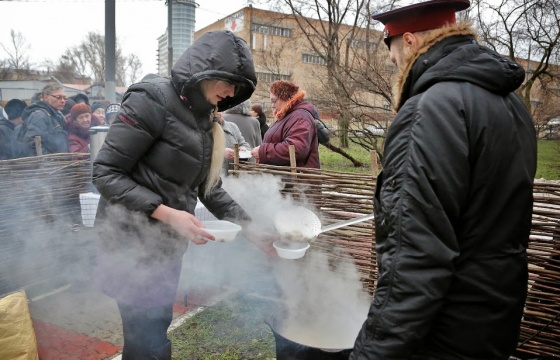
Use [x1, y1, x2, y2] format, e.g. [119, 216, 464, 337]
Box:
[273, 240, 311, 260]
[202, 220, 242, 242]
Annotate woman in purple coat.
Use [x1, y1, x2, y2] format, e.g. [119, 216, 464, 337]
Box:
[251, 80, 320, 168]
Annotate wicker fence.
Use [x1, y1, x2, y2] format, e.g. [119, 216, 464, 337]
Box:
[518, 181, 560, 358]
[0, 152, 558, 357]
[230, 161, 560, 358]
[0, 153, 91, 295]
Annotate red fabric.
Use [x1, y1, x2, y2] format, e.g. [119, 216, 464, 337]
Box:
[372, 0, 470, 43]
[67, 122, 90, 153]
[68, 132, 90, 153]
[384, 7, 456, 39]
[259, 96, 320, 169]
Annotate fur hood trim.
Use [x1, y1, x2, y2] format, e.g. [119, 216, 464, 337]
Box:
[273, 91, 306, 120]
[393, 22, 477, 111]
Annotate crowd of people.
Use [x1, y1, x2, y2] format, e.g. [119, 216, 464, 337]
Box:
[0, 79, 321, 174]
[0, 0, 543, 358]
[0, 86, 121, 159]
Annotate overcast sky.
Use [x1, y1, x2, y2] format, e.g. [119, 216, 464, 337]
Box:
[0, 0, 258, 76]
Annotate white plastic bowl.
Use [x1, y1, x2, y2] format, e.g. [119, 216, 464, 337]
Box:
[238, 150, 252, 159]
[202, 220, 242, 242]
[273, 240, 311, 260]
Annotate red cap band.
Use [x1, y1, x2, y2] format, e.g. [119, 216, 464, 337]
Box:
[372, 0, 471, 47]
[384, 7, 456, 40]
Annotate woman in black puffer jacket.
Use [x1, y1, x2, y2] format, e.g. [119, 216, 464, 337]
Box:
[92, 30, 258, 360]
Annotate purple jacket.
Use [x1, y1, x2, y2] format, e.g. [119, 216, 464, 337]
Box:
[259, 98, 320, 168]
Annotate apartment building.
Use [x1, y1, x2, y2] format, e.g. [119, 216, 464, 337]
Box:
[194, 6, 393, 128]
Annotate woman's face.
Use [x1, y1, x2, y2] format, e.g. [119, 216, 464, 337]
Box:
[269, 92, 286, 112]
[93, 108, 106, 124]
[201, 80, 237, 105]
[75, 113, 92, 129]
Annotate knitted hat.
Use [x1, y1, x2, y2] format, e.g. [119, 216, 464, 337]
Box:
[4, 99, 27, 120]
[70, 103, 91, 121]
[105, 103, 121, 116]
[91, 102, 105, 113]
[269, 80, 300, 101]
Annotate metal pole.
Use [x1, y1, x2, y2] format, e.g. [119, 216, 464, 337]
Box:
[105, 0, 116, 103]
[167, 0, 173, 75]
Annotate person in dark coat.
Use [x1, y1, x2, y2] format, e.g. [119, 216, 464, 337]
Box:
[223, 99, 262, 149]
[66, 103, 92, 153]
[61, 98, 76, 117]
[251, 80, 320, 168]
[90, 102, 107, 125]
[70, 93, 90, 106]
[92, 30, 259, 360]
[350, 1, 537, 359]
[105, 103, 121, 125]
[13, 83, 68, 157]
[250, 103, 269, 139]
[0, 99, 26, 159]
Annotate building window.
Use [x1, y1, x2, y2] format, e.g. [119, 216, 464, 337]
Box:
[251, 23, 292, 37]
[302, 53, 326, 65]
[349, 38, 377, 51]
[256, 72, 291, 82]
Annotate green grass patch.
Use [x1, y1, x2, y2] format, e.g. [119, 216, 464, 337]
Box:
[319, 139, 560, 180]
[319, 139, 374, 174]
[536, 140, 560, 180]
[170, 294, 278, 360]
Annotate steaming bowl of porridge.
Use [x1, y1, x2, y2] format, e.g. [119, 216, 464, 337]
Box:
[273, 240, 310, 259]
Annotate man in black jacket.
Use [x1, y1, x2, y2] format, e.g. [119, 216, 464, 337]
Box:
[351, 1, 537, 359]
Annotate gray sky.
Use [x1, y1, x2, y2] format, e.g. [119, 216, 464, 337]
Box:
[0, 0, 254, 75]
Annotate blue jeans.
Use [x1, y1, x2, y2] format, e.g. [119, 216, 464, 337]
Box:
[117, 301, 173, 360]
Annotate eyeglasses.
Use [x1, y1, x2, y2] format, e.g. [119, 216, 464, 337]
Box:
[270, 97, 278, 104]
[48, 94, 68, 101]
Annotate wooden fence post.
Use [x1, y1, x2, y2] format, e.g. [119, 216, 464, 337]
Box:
[34, 136, 42, 156]
[370, 150, 378, 177]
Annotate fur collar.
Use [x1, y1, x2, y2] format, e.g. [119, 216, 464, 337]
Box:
[273, 91, 306, 120]
[393, 22, 477, 111]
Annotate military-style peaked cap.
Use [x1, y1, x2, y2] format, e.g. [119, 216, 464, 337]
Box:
[372, 0, 470, 47]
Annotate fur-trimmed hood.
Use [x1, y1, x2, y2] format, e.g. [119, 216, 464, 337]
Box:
[393, 22, 526, 111]
[273, 91, 306, 120]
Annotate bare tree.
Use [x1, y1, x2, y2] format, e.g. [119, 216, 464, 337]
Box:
[472, 0, 560, 118]
[254, 0, 399, 170]
[124, 54, 143, 87]
[0, 30, 31, 73]
[59, 31, 142, 87]
[0, 58, 9, 80]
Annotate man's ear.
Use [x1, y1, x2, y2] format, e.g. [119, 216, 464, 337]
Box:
[402, 32, 418, 48]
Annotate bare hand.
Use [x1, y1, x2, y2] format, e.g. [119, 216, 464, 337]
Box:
[225, 148, 235, 160]
[242, 224, 278, 257]
[251, 146, 260, 161]
[151, 204, 215, 244]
